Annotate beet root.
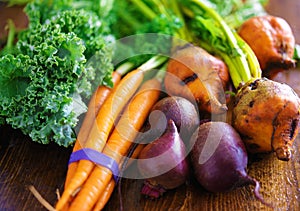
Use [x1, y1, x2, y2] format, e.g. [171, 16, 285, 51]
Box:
[238, 15, 296, 78]
[232, 78, 300, 161]
[149, 96, 200, 144]
[190, 121, 272, 207]
[164, 45, 229, 114]
[137, 120, 189, 198]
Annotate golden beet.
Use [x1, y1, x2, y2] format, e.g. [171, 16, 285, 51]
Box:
[164, 45, 229, 114]
[238, 15, 295, 78]
[232, 78, 300, 161]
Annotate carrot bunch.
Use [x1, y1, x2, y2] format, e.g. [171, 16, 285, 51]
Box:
[63, 62, 134, 188]
[55, 56, 167, 211]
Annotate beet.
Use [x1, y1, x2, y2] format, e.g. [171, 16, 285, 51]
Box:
[137, 120, 190, 198]
[164, 45, 230, 114]
[190, 121, 272, 207]
[232, 78, 300, 161]
[149, 96, 199, 144]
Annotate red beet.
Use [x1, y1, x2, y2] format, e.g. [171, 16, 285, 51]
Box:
[190, 121, 272, 207]
[149, 96, 199, 144]
[137, 119, 189, 198]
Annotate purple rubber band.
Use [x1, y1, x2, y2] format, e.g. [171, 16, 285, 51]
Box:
[68, 148, 119, 182]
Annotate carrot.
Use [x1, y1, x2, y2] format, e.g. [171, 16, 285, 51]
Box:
[64, 63, 134, 188]
[93, 141, 147, 211]
[64, 72, 121, 187]
[128, 144, 145, 162]
[56, 69, 143, 210]
[92, 179, 115, 211]
[68, 67, 164, 211]
[55, 56, 166, 211]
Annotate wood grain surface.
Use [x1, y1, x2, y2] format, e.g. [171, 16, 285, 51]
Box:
[1, 0, 300, 210]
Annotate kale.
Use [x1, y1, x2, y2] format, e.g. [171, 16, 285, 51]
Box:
[0, 1, 115, 147]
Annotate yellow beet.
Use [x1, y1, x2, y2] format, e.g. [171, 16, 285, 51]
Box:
[164, 45, 230, 114]
[238, 15, 295, 78]
[232, 78, 300, 161]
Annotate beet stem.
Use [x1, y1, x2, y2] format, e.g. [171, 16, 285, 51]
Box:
[141, 180, 166, 199]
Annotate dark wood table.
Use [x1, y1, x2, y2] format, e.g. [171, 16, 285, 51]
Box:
[1, 0, 300, 210]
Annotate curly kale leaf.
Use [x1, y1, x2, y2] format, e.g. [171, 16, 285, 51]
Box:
[1, 31, 86, 146]
[0, 7, 114, 147]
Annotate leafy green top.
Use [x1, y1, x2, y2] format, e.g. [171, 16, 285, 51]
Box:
[0, 0, 115, 146]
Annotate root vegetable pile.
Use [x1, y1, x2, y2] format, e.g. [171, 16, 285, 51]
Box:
[2, 0, 300, 211]
[180, 0, 300, 162]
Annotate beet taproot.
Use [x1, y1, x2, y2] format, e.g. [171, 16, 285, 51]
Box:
[190, 121, 272, 207]
[232, 78, 300, 161]
[164, 45, 229, 114]
[238, 15, 296, 78]
[137, 120, 189, 198]
[149, 96, 200, 144]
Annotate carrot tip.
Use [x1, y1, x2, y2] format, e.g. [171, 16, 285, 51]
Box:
[28, 185, 56, 211]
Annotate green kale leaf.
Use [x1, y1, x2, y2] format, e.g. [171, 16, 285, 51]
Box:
[0, 2, 114, 147]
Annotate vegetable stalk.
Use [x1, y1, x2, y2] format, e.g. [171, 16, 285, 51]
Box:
[127, 0, 261, 89]
[127, 0, 193, 45]
[180, 0, 261, 88]
[130, 0, 157, 19]
[0, 19, 16, 55]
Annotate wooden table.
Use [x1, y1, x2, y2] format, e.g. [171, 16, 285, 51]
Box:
[1, 0, 300, 210]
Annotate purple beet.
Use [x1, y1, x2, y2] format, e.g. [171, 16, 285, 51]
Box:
[190, 121, 272, 207]
[137, 119, 190, 198]
[149, 96, 199, 144]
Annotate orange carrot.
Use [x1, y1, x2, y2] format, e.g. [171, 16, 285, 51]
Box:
[92, 134, 149, 210]
[56, 56, 166, 211]
[64, 71, 122, 188]
[68, 72, 163, 211]
[55, 69, 144, 210]
[92, 143, 146, 211]
[64, 61, 135, 188]
[62, 64, 135, 211]
[92, 179, 115, 211]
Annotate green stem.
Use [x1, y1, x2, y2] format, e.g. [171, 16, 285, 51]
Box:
[115, 62, 135, 76]
[191, 0, 238, 49]
[234, 33, 261, 78]
[154, 63, 167, 83]
[129, 0, 157, 20]
[138, 55, 168, 72]
[153, 0, 170, 18]
[5, 19, 16, 50]
[199, 41, 243, 88]
[6, 0, 33, 6]
[184, 0, 258, 88]
[163, 0, 193, 43]
[119, 11, 144, 31]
